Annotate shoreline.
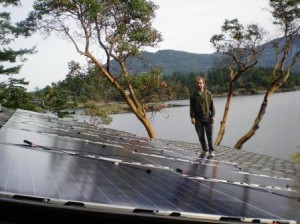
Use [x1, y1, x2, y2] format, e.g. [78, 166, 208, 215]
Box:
[75, 88, 300, 115]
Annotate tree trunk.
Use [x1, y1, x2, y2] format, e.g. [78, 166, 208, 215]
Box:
[120, 89, 157, 139]
[138, 115, 156, 139]
[234, 86, 276, 149]
[88, 55, 158, 139]
[215, 83, 234, 145]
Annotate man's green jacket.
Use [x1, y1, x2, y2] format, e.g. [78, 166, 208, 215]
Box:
[190, 89, 215, 118]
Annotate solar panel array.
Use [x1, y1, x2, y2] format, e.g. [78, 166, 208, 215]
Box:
[0, 109, 299, 223]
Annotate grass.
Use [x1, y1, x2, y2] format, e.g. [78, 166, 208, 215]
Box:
[81, 101, 187, 115]
[291, 151, 300, 163]
[83, 102, 131, 114]
[102, 102, 131, 114]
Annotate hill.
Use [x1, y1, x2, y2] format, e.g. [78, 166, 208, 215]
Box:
[122, 50, 221, 74]
[109, 36, 300, 75]
[110, 50, 222, 75]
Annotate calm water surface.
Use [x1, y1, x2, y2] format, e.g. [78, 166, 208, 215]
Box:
[104, 91, 300, 160]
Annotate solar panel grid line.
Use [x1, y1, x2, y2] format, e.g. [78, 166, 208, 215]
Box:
[197, 184, 284, 219]
[81, 164, 118, 204]
[146, 160, 298, 220]
[240, 171, 297, 191]
[178, 173, 248, 214]
[72, 157, 133, 205]
[38, 148, 225, 214]
[113, 167, 165, 209]
[108, 172, 161, 207]
[29, 153, 36, 196]
[123, 143, 153, 149]
[3, 149, 14, 192]
[112, 166, 180, 210]
[119, 165, 227, 214]
[147, 147, 193, 158]
[0, 134, 296, 197]
[209, 184, 298, 220]
[19, 138, 122, 160]
[132, 143, 239, 166]
[25, 125, 133, 151]
[38, 163, 86, 201]
[28, 152, 64, 198]
[89, 132, 143, 143]
[19, 140, 125, 163]
[133, 151, 218, 167]
[167, 176, 257, 216]
[47, 159, 62, 199]
[17, 150, 37, 195]
[91, 141, 124, 148]
[62, 164, 91, 202]
[0, 163, 296, 219]
[17, 143, 171, 172]
[230, 170, 296, 189]
[71, 131, 99, 138]
[188, 176, 297, 193]
[235, 171, 292, 180]
[4, 138, 297, 198]
[19, 151, 35, 195]
[7, 116, 150, 152]
[141, 150, 296, 190]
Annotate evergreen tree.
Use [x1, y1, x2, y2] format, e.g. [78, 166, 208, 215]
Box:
[0, 0, 34, 76]
[0, 77, 35, 110]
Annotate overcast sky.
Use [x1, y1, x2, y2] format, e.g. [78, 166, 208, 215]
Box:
[4, 0, 275, 91]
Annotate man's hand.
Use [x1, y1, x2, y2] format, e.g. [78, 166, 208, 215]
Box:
[191, 118, 196, 125]
[210, 117, 215, 124]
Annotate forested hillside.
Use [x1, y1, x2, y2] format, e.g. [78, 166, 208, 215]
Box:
[109, 35, 300, 75]
[110, 50, 221, 75]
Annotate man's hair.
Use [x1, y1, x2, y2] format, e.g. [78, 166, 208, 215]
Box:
[196, 76, 205, 83]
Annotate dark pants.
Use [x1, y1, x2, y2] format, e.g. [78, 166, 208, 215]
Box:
[195, 116, 214, 152]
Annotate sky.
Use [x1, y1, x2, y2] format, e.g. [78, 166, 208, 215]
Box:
[4, 0, 275, 91]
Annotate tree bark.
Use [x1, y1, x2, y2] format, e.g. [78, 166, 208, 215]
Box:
[215, 83, 234, 145]
[88, 55, 157, 139]
[234, 85, 276, 149]
[234, 42, 297, 149]
[138, 115, 156, 139]
[116, 83, 157, 139]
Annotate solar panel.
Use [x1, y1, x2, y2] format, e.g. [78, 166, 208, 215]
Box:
[0, 109, 299, 223]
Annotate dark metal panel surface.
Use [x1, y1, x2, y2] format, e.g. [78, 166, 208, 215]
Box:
[0, 109, 299, 223]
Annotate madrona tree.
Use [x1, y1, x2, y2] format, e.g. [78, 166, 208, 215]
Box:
[210, 19, 266, 146]
[234, 0, 300, 149]
[18, 0, 170, 139]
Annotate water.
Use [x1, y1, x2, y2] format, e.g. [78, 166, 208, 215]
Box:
[104, 91, 300, 160]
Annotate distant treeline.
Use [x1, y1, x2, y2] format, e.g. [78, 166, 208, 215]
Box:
[34, 66, 300, 109]
[1, 66, 299, 112]
[164, 67, 300, 98]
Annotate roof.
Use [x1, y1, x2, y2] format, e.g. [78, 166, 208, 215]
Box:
[0, 108, 299, 224]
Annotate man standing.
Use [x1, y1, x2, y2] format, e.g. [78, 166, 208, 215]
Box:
[190, 76, 215, 158]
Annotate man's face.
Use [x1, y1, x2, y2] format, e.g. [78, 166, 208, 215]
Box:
[196, 79, 205, 91]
